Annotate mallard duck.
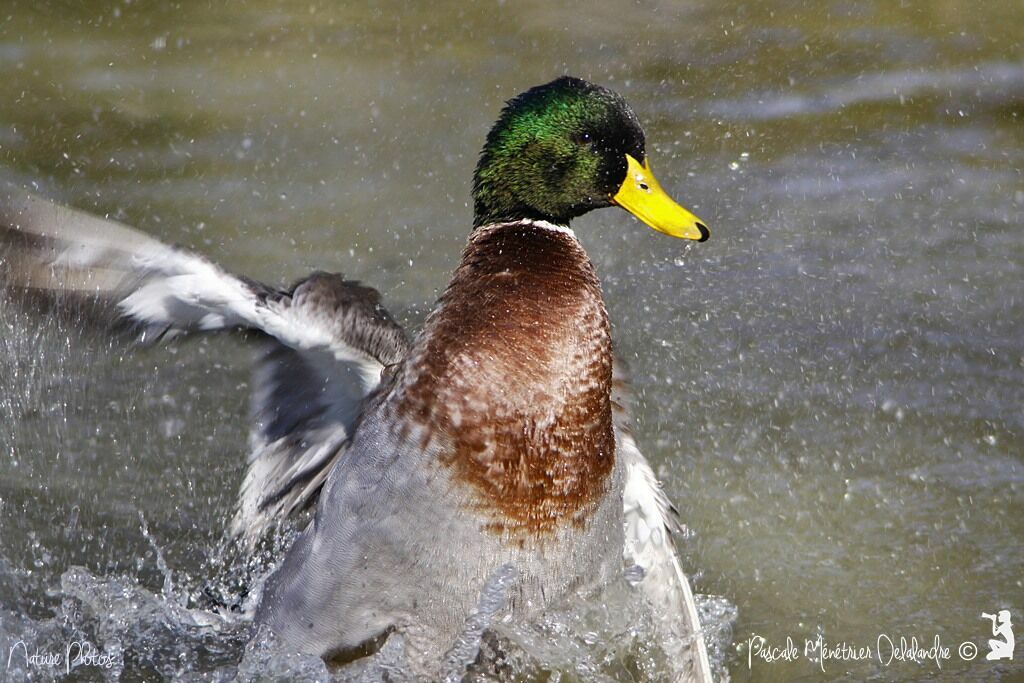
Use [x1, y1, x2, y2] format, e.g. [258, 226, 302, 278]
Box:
[1, 76, 712, 680]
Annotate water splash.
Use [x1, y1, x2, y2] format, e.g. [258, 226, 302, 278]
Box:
[442, 563, 519, 682]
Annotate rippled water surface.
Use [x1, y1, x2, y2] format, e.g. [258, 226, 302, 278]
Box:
[1, 1, 1022, 680]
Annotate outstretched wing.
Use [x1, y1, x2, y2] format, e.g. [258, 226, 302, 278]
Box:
[0, 190, 410, 543]
[612, 363, 713, 683]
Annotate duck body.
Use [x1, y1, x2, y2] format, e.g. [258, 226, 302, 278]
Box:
[1, 77, 714, 680]
[258, 219, 626, 661]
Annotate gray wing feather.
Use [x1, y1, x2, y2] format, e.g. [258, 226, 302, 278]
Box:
[234, 274, 410, 542]
[1, 190, 266, 342]
[1, 189, 409, 543]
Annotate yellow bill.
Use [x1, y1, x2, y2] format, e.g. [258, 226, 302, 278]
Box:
[611, 154, 709, 241]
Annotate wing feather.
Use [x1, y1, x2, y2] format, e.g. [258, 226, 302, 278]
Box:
[1, 190, 409, 543]
[613, 362, 713, 683]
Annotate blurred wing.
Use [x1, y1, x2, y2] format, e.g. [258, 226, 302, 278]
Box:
[0, 190, 410, 543]
[235, 273, 409, 542]
[613, 363, 713, 683]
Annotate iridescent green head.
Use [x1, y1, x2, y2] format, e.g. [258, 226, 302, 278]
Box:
[472, 77, 708, 241]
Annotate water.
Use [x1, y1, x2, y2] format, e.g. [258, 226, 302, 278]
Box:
[1, 0, 1022, 680]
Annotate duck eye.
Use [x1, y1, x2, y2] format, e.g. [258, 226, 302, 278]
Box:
[575, 131, 592, 145]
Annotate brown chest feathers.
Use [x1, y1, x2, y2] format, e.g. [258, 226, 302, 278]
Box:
[398, 222, 615, 536]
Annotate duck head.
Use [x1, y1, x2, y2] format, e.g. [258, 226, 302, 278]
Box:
[472, 76, 708, 241]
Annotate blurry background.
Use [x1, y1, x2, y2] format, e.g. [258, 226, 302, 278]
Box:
[0, 0, 1022, 680]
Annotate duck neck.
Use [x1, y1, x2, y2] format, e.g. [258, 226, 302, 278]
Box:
[400, 220, 615, 536]
[471, 163, 575, 229]
[472, 203, 562, 229]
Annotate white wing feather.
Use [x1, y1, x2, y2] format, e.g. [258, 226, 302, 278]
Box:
[614, 366, 713, 683]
